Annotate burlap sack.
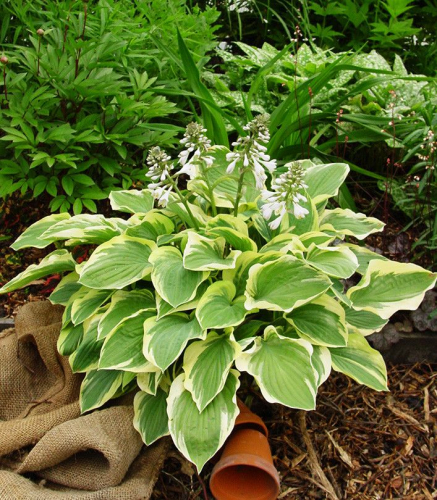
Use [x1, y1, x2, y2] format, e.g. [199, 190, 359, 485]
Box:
[0, 301, 168, 499]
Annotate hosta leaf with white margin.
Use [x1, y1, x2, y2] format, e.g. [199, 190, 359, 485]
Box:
[167, 370, 240, 472]
[222, 250, 282, 296]
[62, 286, 89, 324]
[133, 389, 169, 445]
[196, 281, 251, 330]
[126, 212, 175, 241]
[236, 326, 317, 409]
[285, 294, 348, 347]
[330, 333, 388, 391]
[80, 369, 124, 413]
[320, 209, 385, 240]
[155, 282, 209, 320]
[11, 213, 70, 250]
[149, 246, 209, 308]
[347, 260, 437, 319]
[183, 331, 241, 412]
[259, 233, 306, 255]
[281, 192, 319, 236]
[343, 243, 388, 274]
[99, 310, 156, 372]
[143, 313, 205, 371]
[299, 232, 334, 249]
[71, 289, 113, 325]
[70, 313, 105, 372]
[0, 250, 76, 294]
[304, 162, 350, 204]
[207, 226, 257, 252]
[183, 233, 241, 271]
[305, 244, 359, 279]
[79, 235, 157, 289]
[206, 214, 249, 235]
[41, 214, 122, 245]
[190, 146, 259, 207]
[344, 306, 388, 336]
[311, 346, 331, 387]
[109, 189, 154, 214]
[137, 371, 164, 396]
[49, 271, 82, 305]
[245, 255, 332, 313]
[97, 289, 156, 340]
[57, 322, 84, 356]
[329, 279, 353, 308]
[167, 200, 210, 227]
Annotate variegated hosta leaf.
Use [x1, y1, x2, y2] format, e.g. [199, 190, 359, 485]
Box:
[299, 231, 335, 249]
[150, 246, 209, 308]
[236, 327, 317, 410]
[285, 294, 348, 347]
[183, 233, 241, 271]
[347, 260, 437, 319]
[155, 282, 209, 320]
[283, 193, 318, 236]
[167, 200, 210, 227]
[143, 313, 205, 371]
[79, 235, 157, 290]
[306, 244, 359, 279]
[344, 243, 388, 274]
[80, 369, 124, 413]
[244, 255, 332, 313]
[259, 233, 306, 255]
[99, 310, 156, 372]
[207, 226, 257, 252]
[137, 371, 164, 396]
[109, 189, 154, 214]
[304, 162, 349, 204]
[70, 313, 104, 373]
[11, 213, 70, 250]
[133, 389, 169, 445]
[49, 271, 82, 305]
[206, 214, 249, 236]
[183, 331, 241, 412]
[126, 212, 175, 241]
[311, 345, 332, 387]
[71, 289, 113, 325]
[222, 250, 282, 296]
[196, 281, 250, 330]
[330, 333, 388, 391]
[41, 214, 121, 244]
[0, 250, 76, 294]
[57, 322, 84, 356]
[167, 370, 240, 472]
[320, 208, 385, 240]
[97, 289, 156, 340]
[344, 306, 388, 336]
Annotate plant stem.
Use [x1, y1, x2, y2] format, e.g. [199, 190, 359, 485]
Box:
[233, 169, 246, 217]
[168, 177, 200, 230]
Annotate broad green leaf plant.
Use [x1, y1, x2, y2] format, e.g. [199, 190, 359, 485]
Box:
[1, 115, 436, 471]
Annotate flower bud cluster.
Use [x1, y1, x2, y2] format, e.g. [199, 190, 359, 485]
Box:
[261, 161, 309, 230]
[226, 114, 276, 189]
[146, 146, 174, 207]
[178, 122, 213, 178]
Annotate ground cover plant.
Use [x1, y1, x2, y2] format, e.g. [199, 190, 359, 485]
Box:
[1, 116, 435, 471]
[0, 0, 219, 213]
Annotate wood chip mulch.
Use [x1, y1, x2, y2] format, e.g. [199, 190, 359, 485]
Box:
[152, 363, 436, 499]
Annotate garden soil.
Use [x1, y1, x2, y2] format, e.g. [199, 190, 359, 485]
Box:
[0, 301, 169, 499]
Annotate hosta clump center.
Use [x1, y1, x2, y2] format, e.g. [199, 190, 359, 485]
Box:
[1, 117, 436, 472]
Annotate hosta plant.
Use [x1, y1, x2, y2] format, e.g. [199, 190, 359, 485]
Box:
[1, 116, 435, 471]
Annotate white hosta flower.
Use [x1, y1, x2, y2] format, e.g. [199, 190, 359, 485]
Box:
[261, 161, 309, 230]
[177, 122, 212, 178]
[146, 147, 172, 182]
[149, 183, 174, 208]
[225, 114, 276, 188]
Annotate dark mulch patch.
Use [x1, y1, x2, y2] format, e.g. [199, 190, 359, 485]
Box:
[152, 363, 436, 499]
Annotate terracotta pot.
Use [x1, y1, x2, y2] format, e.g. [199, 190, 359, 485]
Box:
[209, 428, 280, 500]
[235, 398, 268, 437]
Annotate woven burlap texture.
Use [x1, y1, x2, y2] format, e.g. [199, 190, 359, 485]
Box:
[0, 301, 168, 499]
